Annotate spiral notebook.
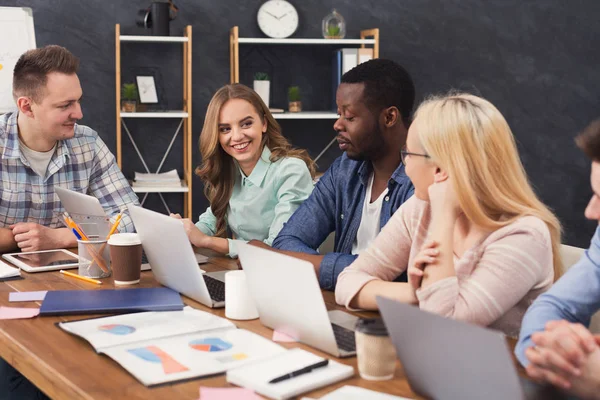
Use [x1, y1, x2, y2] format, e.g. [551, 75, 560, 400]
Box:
[227, 348, 354, 400]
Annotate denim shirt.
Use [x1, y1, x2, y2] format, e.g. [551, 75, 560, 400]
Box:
[272, 153, 414, 290]
[515, 226, 600, 366]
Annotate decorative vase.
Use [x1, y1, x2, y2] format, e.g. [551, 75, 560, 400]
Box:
[121, 100, 137, 112]
[253, 80, 270, 107]
[322, 9, 346, 39]
[288, 101, 302, 113]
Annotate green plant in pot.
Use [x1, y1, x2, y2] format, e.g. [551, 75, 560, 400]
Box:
[288, 86, 301, 113]
[121, 83, 138, 112]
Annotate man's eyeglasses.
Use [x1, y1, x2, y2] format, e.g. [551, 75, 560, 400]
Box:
[401, 147, 430, 165]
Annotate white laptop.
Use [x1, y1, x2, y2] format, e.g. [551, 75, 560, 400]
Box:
[238, 243, 358, 357]
[377, 297, 568, 400]
[128, 205, 226, 308]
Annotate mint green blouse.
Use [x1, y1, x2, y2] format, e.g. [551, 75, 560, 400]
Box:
[195, 147, 314, 257]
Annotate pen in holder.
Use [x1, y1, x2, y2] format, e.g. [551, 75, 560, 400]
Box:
[77, 239, 111, 279]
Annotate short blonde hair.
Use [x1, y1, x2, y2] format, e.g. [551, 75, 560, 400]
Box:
[413, 93, 563, 280]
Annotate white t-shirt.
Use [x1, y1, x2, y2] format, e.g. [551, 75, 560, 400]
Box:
[351, 173, 389, 255]
[19, 140, 56, 178]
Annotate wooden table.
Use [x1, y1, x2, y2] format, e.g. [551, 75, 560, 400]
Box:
[0, 252, 550, 400]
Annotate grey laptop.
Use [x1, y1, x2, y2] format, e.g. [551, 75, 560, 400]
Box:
[238, 242, 358, 357]
[377, 297, 568, 400]
[128, 206, 225, 308]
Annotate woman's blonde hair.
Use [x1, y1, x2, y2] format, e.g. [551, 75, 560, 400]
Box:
[196, 83, 316, 238]
[413, 93, 563, 280]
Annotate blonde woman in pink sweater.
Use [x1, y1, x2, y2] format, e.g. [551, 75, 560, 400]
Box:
[335, 93, 563, 337]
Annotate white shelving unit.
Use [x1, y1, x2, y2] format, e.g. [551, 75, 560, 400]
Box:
[131, 181, 189, 193]
[120, 35, 188, 43]
[271, 111, 338, 120]
[121, 111, 189, 118]
[115, 24, 193, 218]
[229, 26, 379, 120]
[237, 38, 376, 45]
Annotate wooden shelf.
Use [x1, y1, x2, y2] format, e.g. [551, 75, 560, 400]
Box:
[116, 23, 193, 218]
[237, 38, 375, 45]
[272, 111, 338, 119]
[131, 180, 189, 193]
[120, 35, 188, 43]
[121, 111, 189, 118]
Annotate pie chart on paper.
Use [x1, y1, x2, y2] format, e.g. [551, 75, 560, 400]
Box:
[189, 338, 233, 352]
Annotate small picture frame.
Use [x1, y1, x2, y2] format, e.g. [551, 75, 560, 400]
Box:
[136, 76, 159, 104]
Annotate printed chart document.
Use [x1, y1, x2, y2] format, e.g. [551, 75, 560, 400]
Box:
[58, 307, 284, 386]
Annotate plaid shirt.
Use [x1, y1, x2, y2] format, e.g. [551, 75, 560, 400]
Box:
[0, 112, 139, 232]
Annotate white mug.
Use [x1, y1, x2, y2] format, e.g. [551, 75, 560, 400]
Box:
[225, 270, 259, 320]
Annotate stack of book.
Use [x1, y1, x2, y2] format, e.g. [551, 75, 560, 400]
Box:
[132, 169, 183, 189]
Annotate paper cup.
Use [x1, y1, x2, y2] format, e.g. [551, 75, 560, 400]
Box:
[108, 233, 142, 285]
[225, 271, 259, 320]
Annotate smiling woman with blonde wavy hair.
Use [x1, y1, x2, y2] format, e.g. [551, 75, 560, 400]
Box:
[171, 84, 315, 258]
[335, 92, 562, 337]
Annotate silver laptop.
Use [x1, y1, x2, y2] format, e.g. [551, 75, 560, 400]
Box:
[128, 205, 225, 308]
[56, 187, 207, 271]
[55, 186, 110, 237]
[377, 297, 568, 400]
[238, 243, 358, 357]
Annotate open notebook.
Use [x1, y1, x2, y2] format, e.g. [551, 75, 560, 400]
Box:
[58, 307, 285, 386]
[227, 348, 354, 400]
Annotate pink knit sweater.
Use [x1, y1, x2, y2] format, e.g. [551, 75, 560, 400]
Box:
[335, 196, 554, 337]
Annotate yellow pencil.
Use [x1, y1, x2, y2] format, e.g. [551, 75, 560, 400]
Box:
[105, 211, 124, 239]
[60, 270, 102, 285]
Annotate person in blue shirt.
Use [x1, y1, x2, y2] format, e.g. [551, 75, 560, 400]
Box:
[269, 59, 415, 291]
[516, 119, 600, 399]
[172, 84, 315, 257]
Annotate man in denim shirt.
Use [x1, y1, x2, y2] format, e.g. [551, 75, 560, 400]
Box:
[271, 59, 415, 291]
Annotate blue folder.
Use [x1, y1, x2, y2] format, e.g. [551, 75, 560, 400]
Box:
[40, 287, 184, 315]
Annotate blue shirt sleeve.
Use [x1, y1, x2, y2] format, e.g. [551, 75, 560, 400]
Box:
[272, 160, 338, 254]
[273, 159, 356, 290]
[319, 253, 358, 290]
[515, 226, 600, 366]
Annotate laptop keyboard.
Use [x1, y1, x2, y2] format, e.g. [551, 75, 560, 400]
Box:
[331, 323, 356, 352]
[141, 250, 149, 264]
[204, 275, 225, 302]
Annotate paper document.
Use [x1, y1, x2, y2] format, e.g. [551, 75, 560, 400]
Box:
[58, 306, 284, 386]
[0, 259, 20, 279]
[319, 386, 413, 400]
[198, 387, 262, 400]
[9, 291, 47, 302]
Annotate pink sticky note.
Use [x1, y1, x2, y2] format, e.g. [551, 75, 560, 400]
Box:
[272, 330, 298, 343]
[0, 306, 40, 319]
[199, 387, 262, 400]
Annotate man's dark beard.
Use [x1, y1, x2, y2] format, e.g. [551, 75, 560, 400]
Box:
[346, 124, 386, 161]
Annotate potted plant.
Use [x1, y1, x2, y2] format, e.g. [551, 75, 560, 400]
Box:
[253, 72, 270, 107]
[288, 86, 301, 113]
[121, 83, 138, 112]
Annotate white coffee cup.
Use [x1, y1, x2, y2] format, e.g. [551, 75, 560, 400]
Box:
[225, 270, 259, 320]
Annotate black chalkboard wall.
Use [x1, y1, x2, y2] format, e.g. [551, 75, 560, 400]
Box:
[2, 0, 599, 247]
